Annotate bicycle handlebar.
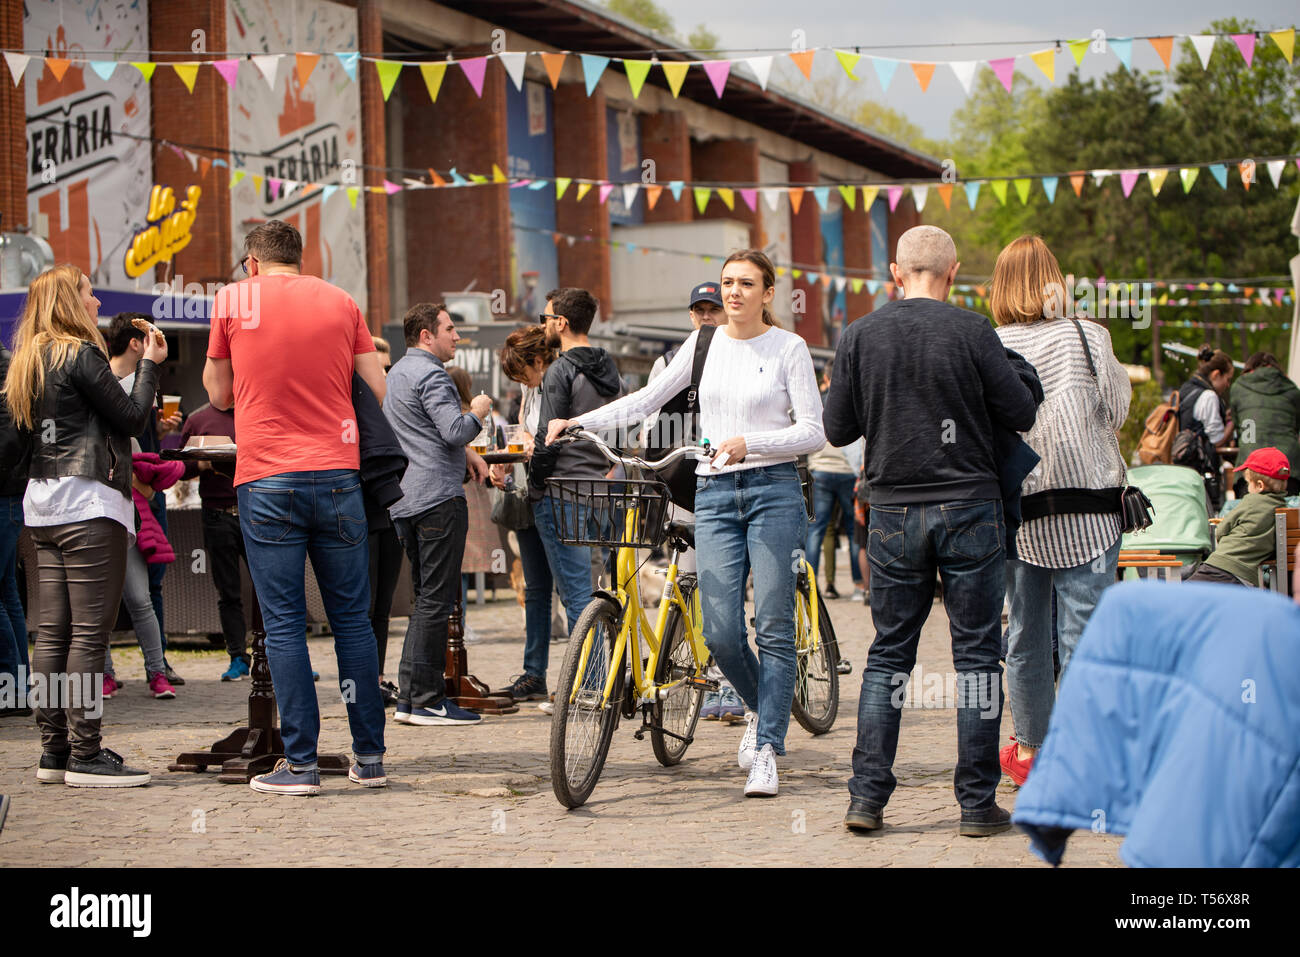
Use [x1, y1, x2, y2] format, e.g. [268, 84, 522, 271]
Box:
[553, 426, 714, 473]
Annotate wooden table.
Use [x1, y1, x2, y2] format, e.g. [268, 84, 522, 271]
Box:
[161, 447, 349, 782]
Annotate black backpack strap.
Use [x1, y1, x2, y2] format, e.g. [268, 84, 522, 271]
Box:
[1068, 318, 1097, 379]
[685, 324, 717, 414]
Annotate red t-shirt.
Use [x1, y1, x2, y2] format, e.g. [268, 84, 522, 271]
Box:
[207, 274, 373, 485]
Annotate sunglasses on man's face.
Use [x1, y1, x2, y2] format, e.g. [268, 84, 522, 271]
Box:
[538, 313, 562, 324]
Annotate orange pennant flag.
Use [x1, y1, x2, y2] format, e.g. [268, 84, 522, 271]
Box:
[1070, 172, 1086, 196]
[645, 184, 663, 209]
[1240, 161, 1253, 190]
[46, 58, 71, 82]
[428, 168, 446, 187]
[937, 183, 953, 209]
[296, 53, 320, 87]
[541, 53, 566, 89]
[789, 50, 816, 80]
[910, 62, 935, 92]
[788, 187, 805, 215]
[199, 157, 211, 179]
[1148, 37, 1173, 70]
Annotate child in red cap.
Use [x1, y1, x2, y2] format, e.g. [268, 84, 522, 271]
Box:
[1189, 448, 1291, 586]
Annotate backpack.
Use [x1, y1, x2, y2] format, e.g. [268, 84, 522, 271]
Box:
[1138, 390, 1180, 465]
[645, 325, 717, 511]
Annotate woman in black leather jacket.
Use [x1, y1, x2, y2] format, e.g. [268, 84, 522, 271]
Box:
[3, 264, 166, 787]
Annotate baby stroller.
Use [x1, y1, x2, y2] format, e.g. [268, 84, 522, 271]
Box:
[1120, 464, 1215, 580]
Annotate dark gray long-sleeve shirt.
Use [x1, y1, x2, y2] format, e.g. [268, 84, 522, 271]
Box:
[383, 348, 483, 518]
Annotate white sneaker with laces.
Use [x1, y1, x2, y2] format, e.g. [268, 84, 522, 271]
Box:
[744, 743, 778, 797]
[737, 710, 758, 769]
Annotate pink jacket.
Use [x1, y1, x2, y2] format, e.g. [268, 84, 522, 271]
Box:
[132, 453, 186, 564]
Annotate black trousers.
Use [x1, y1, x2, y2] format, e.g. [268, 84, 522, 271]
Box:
[201, 507, 248, 659]
[368, 524, 403, 673]
[393, 498, 468, 707]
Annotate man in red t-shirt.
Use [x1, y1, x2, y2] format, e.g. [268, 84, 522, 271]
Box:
[204, 219, 389, 796]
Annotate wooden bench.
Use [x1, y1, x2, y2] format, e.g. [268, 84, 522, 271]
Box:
[1118, 550, 1184, 584]
[1259, 507, 1300, 595]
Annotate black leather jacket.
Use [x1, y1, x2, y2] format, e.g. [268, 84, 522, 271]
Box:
[0, 346, 33, 496]
[26, 342, 158, 499]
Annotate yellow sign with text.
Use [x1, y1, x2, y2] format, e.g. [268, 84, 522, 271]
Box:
[124, 184, 201, 279]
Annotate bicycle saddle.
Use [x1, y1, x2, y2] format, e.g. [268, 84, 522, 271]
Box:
[666, 516, 695, 550]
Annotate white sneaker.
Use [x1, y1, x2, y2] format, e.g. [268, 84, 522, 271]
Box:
[737, 710, 758, 769]
[538, 700, 555, 715]
[744, 744, 778, 797]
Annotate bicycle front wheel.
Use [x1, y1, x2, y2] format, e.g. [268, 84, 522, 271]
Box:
[550, 596, 626, 808]
[650, 599, 705, 767]
[790, 577, 840, 735]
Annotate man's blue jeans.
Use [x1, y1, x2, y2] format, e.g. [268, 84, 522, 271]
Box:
[237, 469, 385, 769]
[850, 499, 1006, 811]
[1004, 538, 1120, 748]
[806, 470, 862, 584]
[517, 523, 555, 680]
[533, 496, 598, 635]
[695, 463, 807, 755]
[0, 495, 29, 684]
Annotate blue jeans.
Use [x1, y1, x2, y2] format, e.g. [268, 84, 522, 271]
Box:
[695, 463, 807, 755]
[806, 471, 862, 584]
[850, 499, 1006, 811]
[237, 470, 385, 769]
[1004, 538, 1120, 748]
[517, 523, 554, 680]
[0, 495, 28, 684]
[533, 497, 597, 635]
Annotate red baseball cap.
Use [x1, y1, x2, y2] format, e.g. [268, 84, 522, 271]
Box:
[1233, 447, 1291, 479]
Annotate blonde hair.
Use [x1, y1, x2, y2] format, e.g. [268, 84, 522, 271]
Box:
[1246, 469, 1287, 493]
[895, 225, 957, 278]
[3, 264, 107, 430]
[371, 335, 391, 355]
[990, 235, 1069, 326]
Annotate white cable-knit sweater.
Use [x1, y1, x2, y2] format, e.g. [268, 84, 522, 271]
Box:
[575, 325, 826, 474]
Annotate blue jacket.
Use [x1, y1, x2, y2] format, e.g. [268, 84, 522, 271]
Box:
[1013, 582, 1300, 867]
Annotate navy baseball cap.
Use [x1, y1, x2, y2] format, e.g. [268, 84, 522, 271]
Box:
[689, 281, 723, 309]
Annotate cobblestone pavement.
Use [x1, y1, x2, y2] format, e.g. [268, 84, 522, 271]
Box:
[0, 563, 1122, 867]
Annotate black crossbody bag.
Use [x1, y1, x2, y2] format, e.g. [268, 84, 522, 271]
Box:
[650, 324, 718, 512]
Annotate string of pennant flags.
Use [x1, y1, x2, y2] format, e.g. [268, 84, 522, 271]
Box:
[3, 26, 1295, 106]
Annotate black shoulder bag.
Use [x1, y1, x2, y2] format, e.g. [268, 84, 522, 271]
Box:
[651, 324, 718, 512]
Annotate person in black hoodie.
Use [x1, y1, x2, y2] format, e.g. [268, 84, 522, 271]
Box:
[528, 289, 624, 654]
[823, 226, 1038, 837]
[0, 343, 33, 719]
[4, 265, 163, 786]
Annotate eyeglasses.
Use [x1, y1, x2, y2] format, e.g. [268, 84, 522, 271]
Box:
[240, 256, 257, 276]
[537, 313, 562, 323]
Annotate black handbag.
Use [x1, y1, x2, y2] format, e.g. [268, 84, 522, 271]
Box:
[646, 325, 718, 512]
[490, 474, 534, 530]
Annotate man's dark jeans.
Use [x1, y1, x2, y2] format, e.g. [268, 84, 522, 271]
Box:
[202, 507, 248, 660]
[850, 499, 1006, 812]
[393, 498, 468, 708]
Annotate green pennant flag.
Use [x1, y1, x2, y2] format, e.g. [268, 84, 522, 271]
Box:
[468, 173, 488, 183]
[375, 59, 403, 101]
[1068, 39, 1089, 65]
[1180, 167, 1199, 192]
[838, 184, 856, 209]
[230, 169, 246, 188]
[623, 58, 651, 98]
[990, 180, 1008, 205]
[693, 187, 712, 213]
[835, 50, 861, 79]
[556, 177, 572, 199]
[132, 61, 157, 81]
[1013, 178, 1032, 204]
[346, 187, 359, 208]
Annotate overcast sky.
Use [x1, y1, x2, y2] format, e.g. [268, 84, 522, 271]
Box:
[653, 1, 1298, 143]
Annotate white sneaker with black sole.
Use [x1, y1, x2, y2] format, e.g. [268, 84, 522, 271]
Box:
[744, 743, 779, 797]
[737, 710, 758, 769]
[64, 748, 151, 788]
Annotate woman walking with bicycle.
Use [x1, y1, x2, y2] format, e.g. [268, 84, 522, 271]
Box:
[548, 249, 825, 796]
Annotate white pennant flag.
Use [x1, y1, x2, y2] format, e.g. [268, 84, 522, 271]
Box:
[911, 185, 928, 212]
[834, 276, 847, 293]
[1267, 159, 1285, 188]
[1190, 35, 1216, 70]
[252, 54, 282, 88]
[949, 60, 978, 94]
[622, 183, 639, 208]
[745, 56, 773, 90]
[762, 188, 783, 211]
[1092, 168, 1112, 187]
[4, 52, 31, 85]
[498, 52, 527, 91]
[184, 150, 199, 172]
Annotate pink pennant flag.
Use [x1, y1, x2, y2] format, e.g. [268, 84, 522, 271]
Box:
[1120, 170, 1140, 197]
[989, 57, 1015, 92]
[382, 179, 403, 194]
[598, 184, 615, 204]
[702, 60, 731, 98]
[459, 56, 488, 97]
[268, 177, 282, 199]
[739, 188, 758, 212]
[1231, 33, 1256, 67]
[887, 186, 903, 212]
[213, 59, 240, 89]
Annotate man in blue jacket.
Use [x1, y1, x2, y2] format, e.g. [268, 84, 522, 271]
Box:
[824, 225, 1039, 837]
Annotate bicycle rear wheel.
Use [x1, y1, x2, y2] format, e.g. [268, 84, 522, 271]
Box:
[550, 596, 626, 808]
[650, 599, 705, 766]
[790, 574, 840, 735]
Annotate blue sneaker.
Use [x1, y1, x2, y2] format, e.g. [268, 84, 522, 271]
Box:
[406, 699, 481, 726]
[221, 657, 250, 681]
[393, 704, 411, 724]
[249, 759, 321, 796]
[718, 683, 746, 723]
[701, 689, 721, 721]
[348, 761, 388, 788]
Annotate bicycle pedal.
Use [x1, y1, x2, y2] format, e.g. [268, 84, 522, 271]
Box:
[686, 675, 719, 692]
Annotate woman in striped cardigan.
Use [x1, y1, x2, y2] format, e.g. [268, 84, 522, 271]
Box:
[990, 236, 1131, 788]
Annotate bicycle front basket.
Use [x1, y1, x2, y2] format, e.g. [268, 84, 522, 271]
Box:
[544, 477, 671, 549]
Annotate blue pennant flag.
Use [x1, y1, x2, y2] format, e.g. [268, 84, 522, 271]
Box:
[1041, 176, 1059, 203]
